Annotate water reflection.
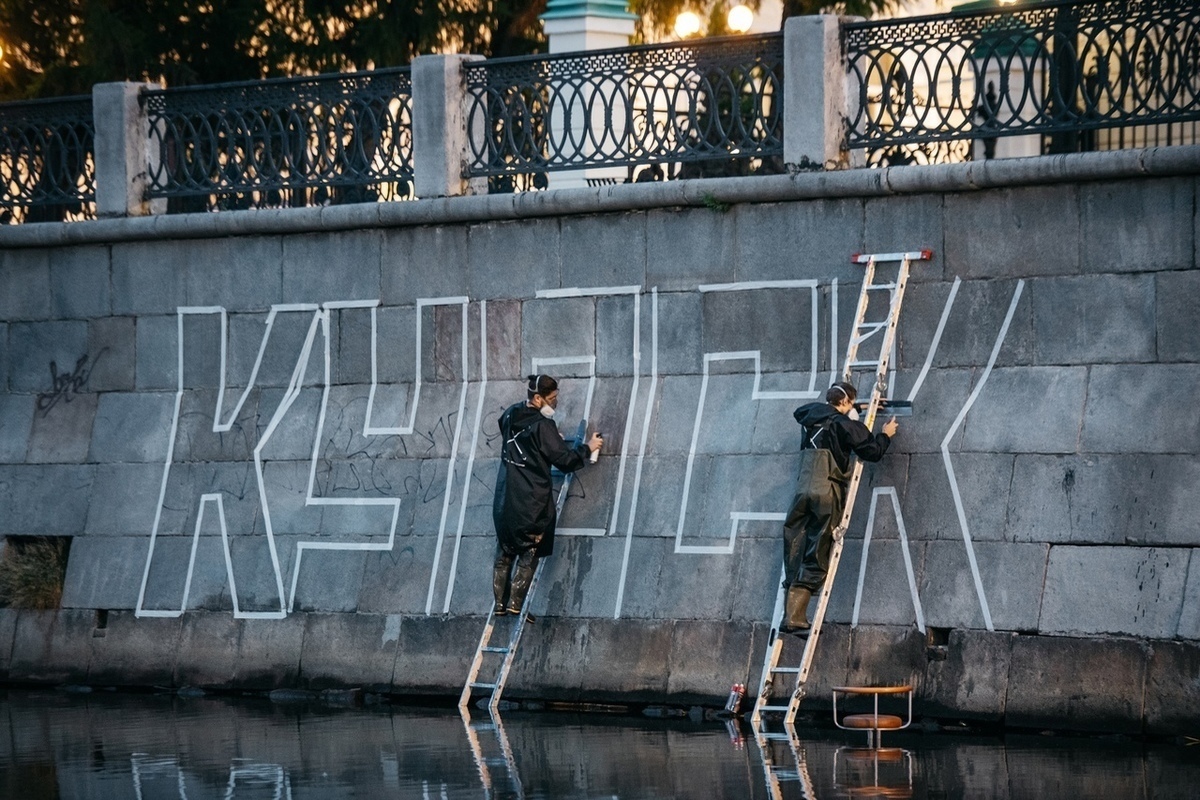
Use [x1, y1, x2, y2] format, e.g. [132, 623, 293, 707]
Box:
[1, 689, 1197, 799]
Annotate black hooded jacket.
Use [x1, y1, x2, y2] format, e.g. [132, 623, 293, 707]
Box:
[793, 402, 891, 482]
[493, 402, 590, 557]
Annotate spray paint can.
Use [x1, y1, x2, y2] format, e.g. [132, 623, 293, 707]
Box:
[724, 682, 745, 715]
[590, 432, 603, 464]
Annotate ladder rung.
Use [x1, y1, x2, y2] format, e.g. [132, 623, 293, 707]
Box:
[758, 704, 791, 712]
[469, 682, 497, 690]
[866, 283, 897, 290]
[760, 732, 793, 741]
[481, 646, 509, 653]
[847, 359, 881, 368]
[471, 723, 497, 732]
[770, 667, 800, 674]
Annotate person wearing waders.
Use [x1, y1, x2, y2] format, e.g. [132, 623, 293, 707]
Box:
[492, 374, 603, 617]
[781, 381, 898, 634]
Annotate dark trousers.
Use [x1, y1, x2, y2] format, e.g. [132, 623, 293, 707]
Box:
[493, 542, 540, 611]
[782, 452, 846, 593]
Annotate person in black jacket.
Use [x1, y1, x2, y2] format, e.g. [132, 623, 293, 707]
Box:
[781, 381, 898, 634]
[492, 374, 603, 616]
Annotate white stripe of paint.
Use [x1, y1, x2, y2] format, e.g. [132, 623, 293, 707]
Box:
[906, 277, 961, 402]
[536, 285, 641, 298]
[698, 279, 819, 292]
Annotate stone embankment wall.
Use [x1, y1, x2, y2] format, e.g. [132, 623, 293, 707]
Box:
[0, 147, 1197, 735]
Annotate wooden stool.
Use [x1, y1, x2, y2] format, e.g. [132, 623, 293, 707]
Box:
[832, 685, 913, 748]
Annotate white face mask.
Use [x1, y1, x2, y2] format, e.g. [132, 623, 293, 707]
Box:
[539, 403, 556, 419]
[847, 407, 860, 421]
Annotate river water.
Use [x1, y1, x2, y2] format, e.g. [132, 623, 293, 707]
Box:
[1, 689, 1196, 799]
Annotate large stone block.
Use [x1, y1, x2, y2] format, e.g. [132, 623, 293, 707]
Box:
[1157, 269, 1200, 363]
[298, 612, 399, 690]
[577, 618, 672, 701]
[88, 392, 175, 466]
[356, 536, 441, 615]
[1081, 177, 1194, 273]
[646, 207, 735, 290]
[1008, 454, 1200, 546]
[521, 294, 596, 372]
[1005, 633, 1146, 733]
[903, 452, 1013, 543]
[652, 540, 742, 621]
[111, 240, 188, 316]
[0, 464, 94, 536]
[0, 323, 8, 391]
[169, 388, 259, 463]
[10, 609, 95, 683]
[505, 615, 590, 700]
[483, 298, 522, 381]
[282, 231, 381, 304]
[291, 548, 367, 613]
[231, 614, 306, 688]
[61, 535, 149, 610]
[392, 615, 480, 694]
[920, 541, 1048, 633]
[1144, 640, 1200, 735]
[960, 366, 1086, 453]
[887, 367, 973, 456]
[666, 620, 754, 703]
[863, 194, 946, 283]
[185, 236, 283, 311]
[467, 218, 562, 300]
[944, 185, 1080, 278]
[652, 291, 704, 376]
[731, 536, 784, 622]
[0, 394, 34, 463]
[1179, 549, 1200, 639]
[560, 212, 647, 289]
[87, 611, 180, 686]
[174, 611, 239, 688]
[921, 628, 1014, 721]
[86, 316, 135, 392]
[1081, 364, 1200, 453]
[0, 249, 51, 321]
[438, 533, 493, 617]
[134, 314, 177, 390]
[1032, 274, 1155, 364]
[1040, 545, 1187, 639]
[26, 392, 97, 463]
[733, 199, 864, 284]
[49, 245, 110, 319]
[8, 320, 89, 394]
[842, 624, 926, 697]
[701, 286, 822, 375]
[381, 225, 470, 306]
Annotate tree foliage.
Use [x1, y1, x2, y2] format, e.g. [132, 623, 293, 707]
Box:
[0, 0, 897, 100]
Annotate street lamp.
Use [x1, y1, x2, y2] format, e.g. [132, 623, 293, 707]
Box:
[727, 4, 754, 33]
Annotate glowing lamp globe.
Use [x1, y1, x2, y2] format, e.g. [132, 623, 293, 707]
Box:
[674, 11, 702, 38]
[727, 5, 754, 33]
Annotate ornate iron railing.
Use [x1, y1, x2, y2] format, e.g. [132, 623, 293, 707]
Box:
[0, 95, 96, 224]
[143, 68, 414, 212]
[846, 0, 1200, 164]
[464, 33, 785, 187]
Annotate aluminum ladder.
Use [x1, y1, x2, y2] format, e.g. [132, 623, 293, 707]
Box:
[751, 250, 929, 730]
[459, 421, 587, 715]
[753, 726, 817, 800]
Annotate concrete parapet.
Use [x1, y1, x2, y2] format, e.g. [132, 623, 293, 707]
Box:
[412, 54, 486, 199]
[783, 16, 853, 171]
[92, 82, 161, 219]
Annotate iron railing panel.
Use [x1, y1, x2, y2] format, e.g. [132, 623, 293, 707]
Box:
[846, 0, 1200, 163]
[143, 68, 414, 212]
[464, 33, 785, 185]
[0, 95, 96, 224]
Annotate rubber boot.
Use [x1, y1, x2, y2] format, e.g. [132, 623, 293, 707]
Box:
[492, 552, 513, 615]
[506, 551, 539, 616]
[782, 586, 812, 634]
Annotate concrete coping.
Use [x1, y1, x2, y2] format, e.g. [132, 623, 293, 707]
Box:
[1, 145, 1197, 248]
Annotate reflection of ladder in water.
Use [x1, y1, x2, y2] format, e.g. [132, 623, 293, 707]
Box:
[753, 727, 818, 800]
[752, 250, 929, 729]
[460, 421, 587, 715]
[461, 709, 525, 799]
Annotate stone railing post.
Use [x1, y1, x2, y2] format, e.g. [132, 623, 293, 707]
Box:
[412, 54, 487, 198]
[783, 15, 858, 170]
[92, 82, 162, 217]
